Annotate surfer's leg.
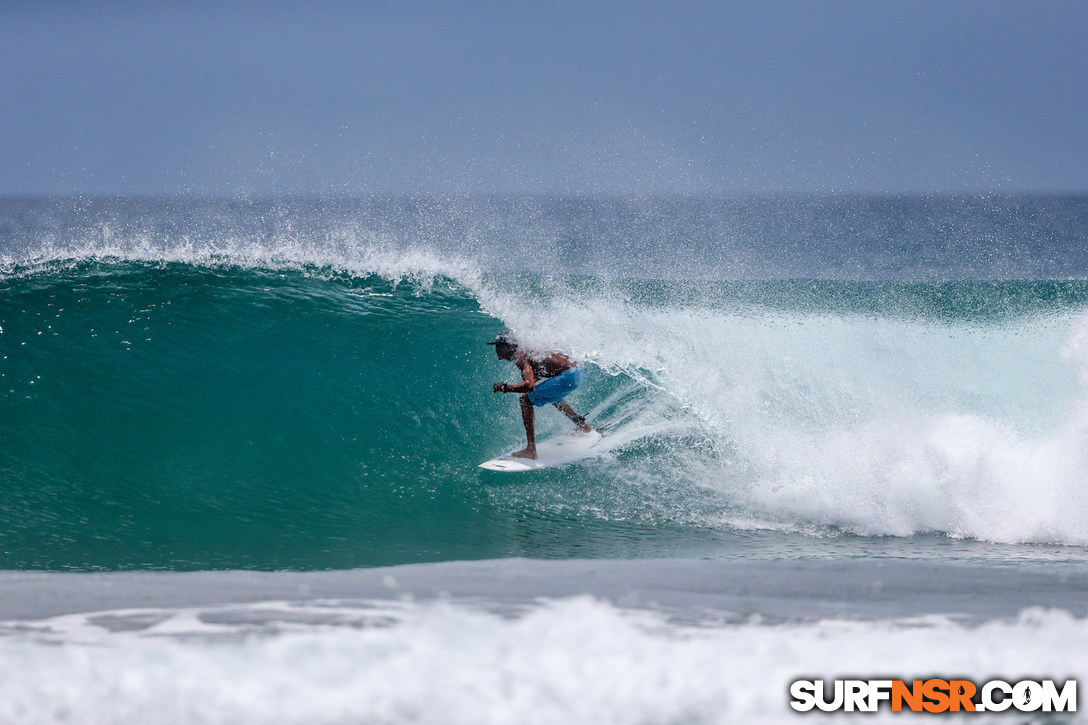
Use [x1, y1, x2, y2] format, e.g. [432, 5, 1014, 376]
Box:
[511, 394, 538, 459]
[554, 401, 592, 433]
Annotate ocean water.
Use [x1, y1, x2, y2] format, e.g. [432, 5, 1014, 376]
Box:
[2, 196, 1087, 723]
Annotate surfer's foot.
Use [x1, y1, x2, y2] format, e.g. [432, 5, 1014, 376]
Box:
[577, 422, 593, 433]
[511, 447, 538, 460]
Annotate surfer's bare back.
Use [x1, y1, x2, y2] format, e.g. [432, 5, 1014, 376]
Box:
[489, 332, 593, 459]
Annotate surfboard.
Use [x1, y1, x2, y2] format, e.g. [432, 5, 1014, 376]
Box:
[479, 430, 603, 472]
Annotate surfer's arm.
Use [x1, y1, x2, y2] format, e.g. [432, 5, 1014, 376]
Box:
[493, 360, 536, 394]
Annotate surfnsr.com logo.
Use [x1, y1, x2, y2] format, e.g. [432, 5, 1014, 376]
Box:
[790, 679, 1077, 713]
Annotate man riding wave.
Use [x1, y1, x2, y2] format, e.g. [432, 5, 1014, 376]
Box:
[489, 332, 593, 459]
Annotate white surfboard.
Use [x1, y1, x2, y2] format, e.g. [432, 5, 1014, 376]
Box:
[479, 430, 603, 472]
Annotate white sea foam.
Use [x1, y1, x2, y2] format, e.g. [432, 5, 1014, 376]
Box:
[475, 276, 1088, 546]
[0, 597, 1083, 725]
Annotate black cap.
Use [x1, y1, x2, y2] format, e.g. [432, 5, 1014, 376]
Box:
[487, 332, 518, 347]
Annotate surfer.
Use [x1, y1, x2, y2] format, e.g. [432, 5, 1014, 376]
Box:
[489, 332, 593, 459]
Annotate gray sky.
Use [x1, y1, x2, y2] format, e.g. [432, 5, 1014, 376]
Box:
[2, 0, 1086, 196]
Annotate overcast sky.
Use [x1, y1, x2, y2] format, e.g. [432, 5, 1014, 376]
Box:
[2, 0, 1086, 196]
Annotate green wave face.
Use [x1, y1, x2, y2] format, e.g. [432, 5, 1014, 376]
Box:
[2, 263, 534, 569]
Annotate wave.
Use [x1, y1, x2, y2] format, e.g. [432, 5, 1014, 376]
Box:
[4, 248, 1088, 569]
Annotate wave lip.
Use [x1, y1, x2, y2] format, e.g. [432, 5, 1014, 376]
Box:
[5, 195, 1088, 281]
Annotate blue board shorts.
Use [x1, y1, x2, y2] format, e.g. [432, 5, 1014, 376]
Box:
[528, 367, 584, 407]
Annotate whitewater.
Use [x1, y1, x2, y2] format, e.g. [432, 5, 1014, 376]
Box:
[2, 196, 1087, 723]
